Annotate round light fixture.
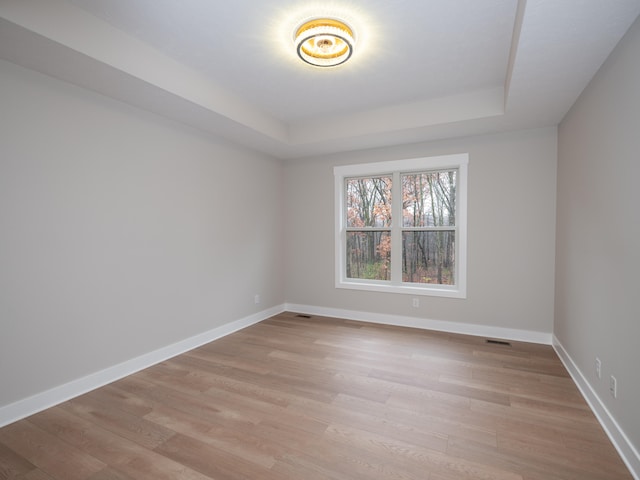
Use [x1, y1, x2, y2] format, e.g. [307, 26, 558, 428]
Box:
[294, 18, 355, 67]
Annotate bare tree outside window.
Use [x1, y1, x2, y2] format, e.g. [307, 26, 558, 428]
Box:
[345, 170, 457, 285]
[402, 171, 457, 285]
[345, 176, 392, 280]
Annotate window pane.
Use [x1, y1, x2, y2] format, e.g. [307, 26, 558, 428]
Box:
[346, 231, 391, 280]
[402, 231, 455, 285]
[346, 176, 392, 228]
[402, 171, 456, 227]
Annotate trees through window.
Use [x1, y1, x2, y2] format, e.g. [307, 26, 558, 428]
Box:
[346, 176, 392, 280]
[335, 154, 467, 298]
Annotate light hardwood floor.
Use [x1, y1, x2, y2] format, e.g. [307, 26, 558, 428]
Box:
[0, 312, 633, 479]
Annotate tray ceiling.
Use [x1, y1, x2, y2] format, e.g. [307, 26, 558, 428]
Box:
[1, 0, 639, 158]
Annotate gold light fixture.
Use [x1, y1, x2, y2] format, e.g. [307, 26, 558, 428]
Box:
[294, 18, 355, 67]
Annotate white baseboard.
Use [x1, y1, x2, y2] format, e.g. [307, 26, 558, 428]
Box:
[284, 303, 552, 345]
[553, 336, 639, 480]
[0, 304, 285, 428]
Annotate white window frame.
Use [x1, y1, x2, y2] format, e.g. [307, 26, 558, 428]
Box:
[334, 153, 468, 298]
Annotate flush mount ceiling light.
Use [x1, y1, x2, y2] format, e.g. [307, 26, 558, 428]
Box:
[294, 18, 355, 67]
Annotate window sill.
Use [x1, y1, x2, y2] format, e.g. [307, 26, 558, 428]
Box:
[336, 280, 466, 299]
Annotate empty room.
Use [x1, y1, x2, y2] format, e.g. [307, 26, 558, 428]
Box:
[1, 1, 639, 479]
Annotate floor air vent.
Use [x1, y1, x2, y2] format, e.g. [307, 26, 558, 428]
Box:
[295, 314, 312, 318]
[486, 339, 512, 346]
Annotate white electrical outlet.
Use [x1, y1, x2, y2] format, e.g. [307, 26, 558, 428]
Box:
[412, 298, 419, 308]
[254, 294, 261, 304]
[610, 375, 617, 399]
[595, 357, 601, 378]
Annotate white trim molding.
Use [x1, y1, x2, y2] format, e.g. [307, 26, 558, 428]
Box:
[0, 304, 286, 428]
[285, 303, 552, 345]
[553, 336, 640, 480]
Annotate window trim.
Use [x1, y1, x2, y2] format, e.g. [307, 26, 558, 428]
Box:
[334, 154, 468, 298]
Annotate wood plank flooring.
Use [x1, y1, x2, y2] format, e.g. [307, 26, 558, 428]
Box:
[0, 312, 633, 479]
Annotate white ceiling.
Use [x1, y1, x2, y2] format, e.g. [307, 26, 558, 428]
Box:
[1, 0, 639, 159]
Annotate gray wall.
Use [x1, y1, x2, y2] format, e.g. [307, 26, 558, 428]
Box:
[0, 59, 285, 407]
[285, 127, 558, 334]
[556, 17, 640, 450]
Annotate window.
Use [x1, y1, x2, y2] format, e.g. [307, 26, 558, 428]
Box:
[334, 154, 468, 298]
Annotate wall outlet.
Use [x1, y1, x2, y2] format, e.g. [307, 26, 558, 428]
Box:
[254, 294, 261, 304]
[610, 375, 617, 399]
[412, 298, 419, 308]
[595, 357, 601, 378]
